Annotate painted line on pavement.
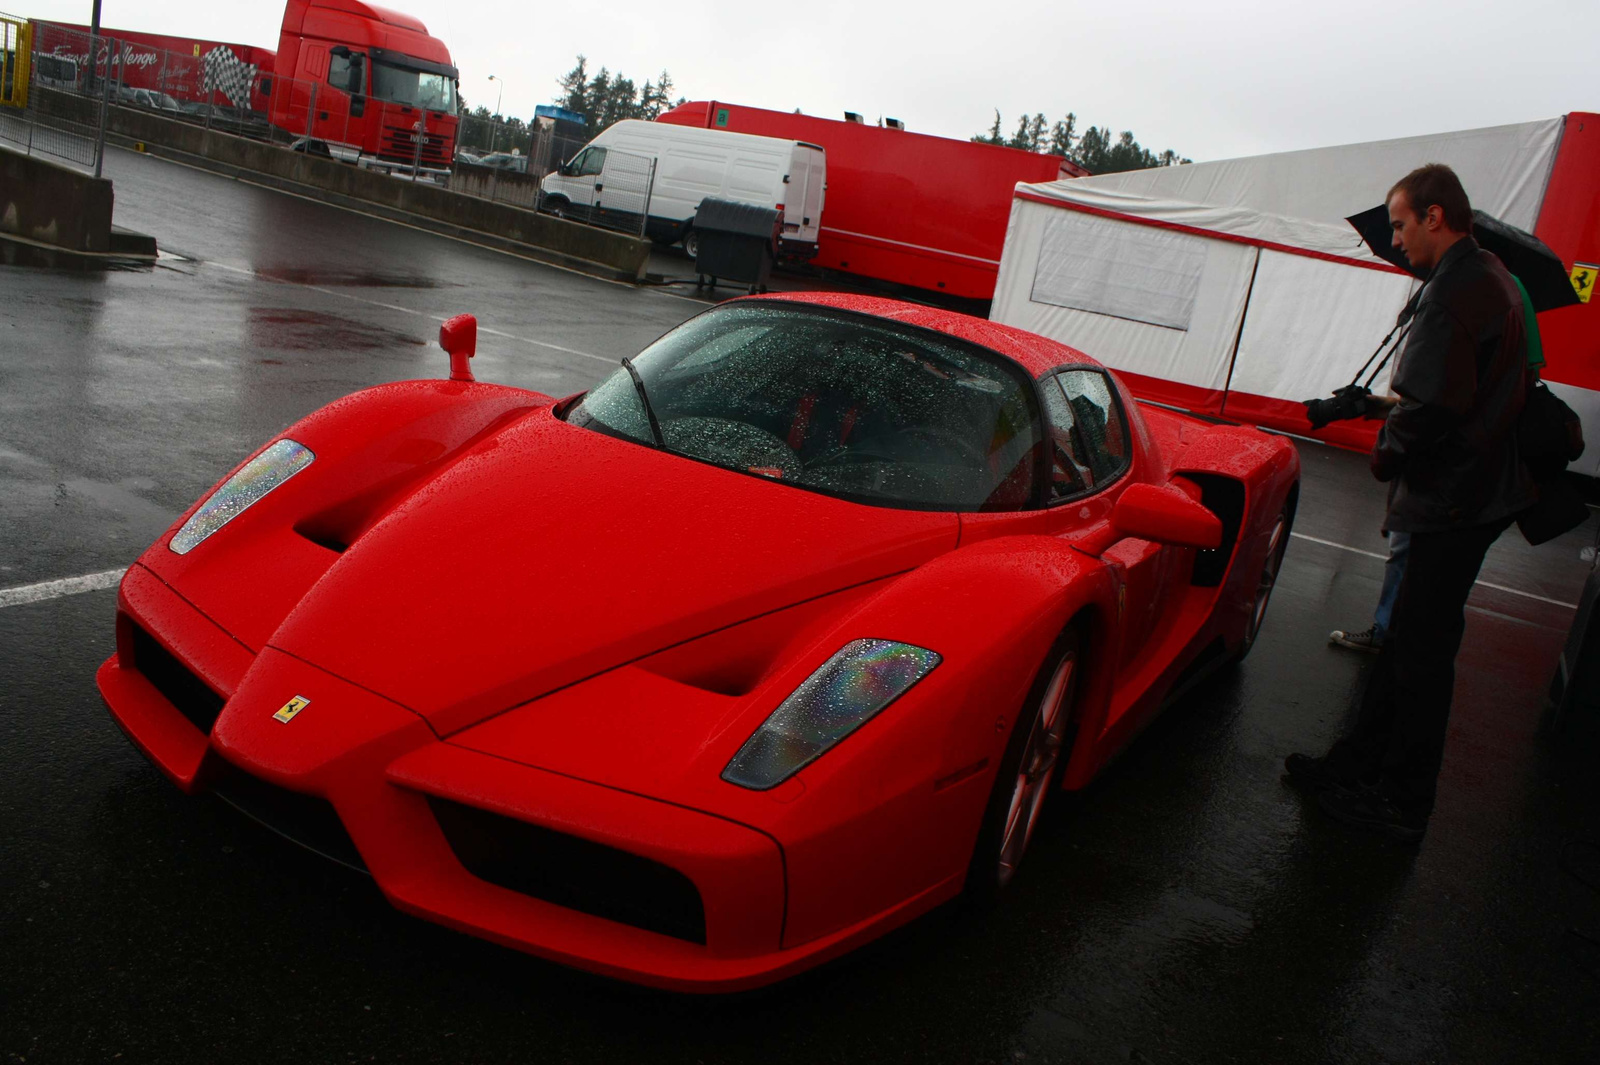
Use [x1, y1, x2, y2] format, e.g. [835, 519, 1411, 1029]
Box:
[0, 569, 125, 609]
[1290, 532, 1577, 609]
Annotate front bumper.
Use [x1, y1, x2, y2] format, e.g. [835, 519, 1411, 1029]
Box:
[96, 564, 948, 991]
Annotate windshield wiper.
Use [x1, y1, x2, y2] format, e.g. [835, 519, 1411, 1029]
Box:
[621, 357, 665, 448]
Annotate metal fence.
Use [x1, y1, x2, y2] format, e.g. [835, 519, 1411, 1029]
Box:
[1, 16, 110, 175]
[6, 15, 661, 237]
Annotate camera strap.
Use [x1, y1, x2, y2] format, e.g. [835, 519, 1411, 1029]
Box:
[1348, 285, 1424, 390]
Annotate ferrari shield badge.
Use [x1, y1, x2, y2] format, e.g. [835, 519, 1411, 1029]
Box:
[273, 695, 311, 724]
[1571, 263, 1596, 305]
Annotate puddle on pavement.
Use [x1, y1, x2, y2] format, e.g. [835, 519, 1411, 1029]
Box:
[253, 267, 453, 289]
[248, 308, 427, 352]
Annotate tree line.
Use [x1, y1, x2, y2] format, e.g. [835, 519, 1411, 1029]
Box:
[457, 56, 685, 156]
[973, 111, 1189, 174]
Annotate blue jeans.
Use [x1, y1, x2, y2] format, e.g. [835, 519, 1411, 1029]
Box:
[1373, 531, 1411, 642]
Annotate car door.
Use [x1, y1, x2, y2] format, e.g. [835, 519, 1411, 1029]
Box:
[1040, 368, 1185, 672]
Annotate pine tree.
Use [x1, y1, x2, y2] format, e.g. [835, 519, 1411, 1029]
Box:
[971, 109, 1004, 146]
[556, 56, 589, 118]
[1048, 114, 1076, 157]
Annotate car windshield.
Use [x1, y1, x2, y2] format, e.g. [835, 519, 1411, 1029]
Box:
[566, 304, 1043, 511]
[371, 58, 456, 111]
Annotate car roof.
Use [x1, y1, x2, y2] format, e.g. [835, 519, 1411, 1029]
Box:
[750, 292, 1096, 378]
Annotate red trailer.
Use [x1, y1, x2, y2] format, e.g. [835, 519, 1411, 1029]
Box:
[34, 0, 458, 172]
[657, 101, 1085, 300]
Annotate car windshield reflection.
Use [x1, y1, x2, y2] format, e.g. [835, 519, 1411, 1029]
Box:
[566, 304, 1044, 511]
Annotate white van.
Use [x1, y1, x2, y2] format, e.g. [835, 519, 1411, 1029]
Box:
[539, 119, 826, 261]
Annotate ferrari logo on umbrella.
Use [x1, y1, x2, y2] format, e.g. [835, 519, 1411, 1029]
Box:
[273, 695, 311, 723]
[1572, 263, 1596, 305]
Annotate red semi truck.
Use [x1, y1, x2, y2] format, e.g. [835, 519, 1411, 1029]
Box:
[34, 0, 458, 172]
[656, 101, 1088, 300]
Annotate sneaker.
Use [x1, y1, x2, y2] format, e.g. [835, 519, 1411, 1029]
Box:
[1283, 752, 1353, 795]
[1316, 784, 1426, 843]
[1330, 625, 1383, 654]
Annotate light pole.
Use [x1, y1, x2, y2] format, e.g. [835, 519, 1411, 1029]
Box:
[487, 75, 503, 154]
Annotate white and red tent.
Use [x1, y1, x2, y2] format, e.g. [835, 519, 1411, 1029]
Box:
[990, 115, 1599, 467]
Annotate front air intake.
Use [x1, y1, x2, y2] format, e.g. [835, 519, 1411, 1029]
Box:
[208, 758, 368, 873]
[129, 623, 225, 735]
[428, 797, 707, 945]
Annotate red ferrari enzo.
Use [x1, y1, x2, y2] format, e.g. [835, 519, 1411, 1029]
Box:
[98, 293, 1298, 991]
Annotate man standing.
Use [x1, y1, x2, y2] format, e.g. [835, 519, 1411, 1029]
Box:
[1286, 164, 1535, 841]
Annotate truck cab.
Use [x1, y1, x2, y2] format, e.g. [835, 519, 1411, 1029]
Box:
[271, 0, 458, 173]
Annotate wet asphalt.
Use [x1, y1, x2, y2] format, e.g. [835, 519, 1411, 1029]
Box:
[3, 147, 1599, 1065]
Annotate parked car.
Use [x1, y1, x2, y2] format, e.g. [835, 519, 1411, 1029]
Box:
[96, 292, 1298, 992]
[477, 151, 527, 173]
[117, 86, 183, 114]
[540, 119, 826, 260]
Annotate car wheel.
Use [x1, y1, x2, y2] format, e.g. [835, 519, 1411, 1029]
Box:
[547, 198, 570, 220]
[966, 625, 1082, 905]
[1237, 507, 1290, 660]
[682, 229, 699, 259]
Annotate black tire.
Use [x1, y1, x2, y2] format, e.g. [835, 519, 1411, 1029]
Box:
[965, 625, 1083, 906]
[682, 228, 699, 259]
[1236, 505, 1291, 661]
[546, 197, 570, 220]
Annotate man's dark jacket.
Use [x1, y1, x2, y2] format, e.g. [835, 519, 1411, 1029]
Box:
[1374, 235, 1535, 532]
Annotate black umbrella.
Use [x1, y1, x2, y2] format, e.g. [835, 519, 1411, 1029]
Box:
[1346, 204, 1580, 312]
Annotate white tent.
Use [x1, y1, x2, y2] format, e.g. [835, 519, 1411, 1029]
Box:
[1068, 118, 1564, 234]
[991, 114, 1600, 465]
[990, 183, 1418, 449]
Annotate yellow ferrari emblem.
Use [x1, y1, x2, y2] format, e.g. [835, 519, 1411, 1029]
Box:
[273, 695, 311, 724]
[1571, 263, 1596, 305]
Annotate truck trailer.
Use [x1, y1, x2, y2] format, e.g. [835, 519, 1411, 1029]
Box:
[656, 101, 1086, 300]
[32, 0, 458, 173]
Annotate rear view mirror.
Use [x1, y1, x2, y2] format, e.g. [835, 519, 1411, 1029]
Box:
[1111, 482, 1222, 550]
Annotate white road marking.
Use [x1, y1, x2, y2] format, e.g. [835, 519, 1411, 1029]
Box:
[0, 569, 125, 609]
[1290, 532, 1577, 609]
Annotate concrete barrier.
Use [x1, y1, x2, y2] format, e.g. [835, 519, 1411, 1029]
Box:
[105, 107, 652, 281]
[446, 165, 541, 210]
[0, 147, 114, 252]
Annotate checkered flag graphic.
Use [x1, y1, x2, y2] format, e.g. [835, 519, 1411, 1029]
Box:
[202, 46, 258, 107]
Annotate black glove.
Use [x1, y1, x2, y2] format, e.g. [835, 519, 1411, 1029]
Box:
[1303, 384, 1372, 431]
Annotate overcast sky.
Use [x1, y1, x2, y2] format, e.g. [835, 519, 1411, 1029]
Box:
[24, 0, 1596, 161]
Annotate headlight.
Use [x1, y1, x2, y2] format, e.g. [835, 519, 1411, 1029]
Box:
[722, 639, 942, 790]
[169, 439, 315, 555]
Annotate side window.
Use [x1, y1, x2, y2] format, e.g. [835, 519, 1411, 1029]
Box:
[1041, 369, 1130, 501]
[577, 147, 607, 176]
[1041, 377, 1093, 500]
[1058, 370, 1128, 483]
[328, 52, 364, 94]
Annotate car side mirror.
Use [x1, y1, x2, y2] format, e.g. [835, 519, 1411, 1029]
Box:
[439, 313, 477, 382]
[1110, 482, 1222, 550]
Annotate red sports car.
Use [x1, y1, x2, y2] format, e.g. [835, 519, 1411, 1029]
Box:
[98, 293, 1299, 991]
